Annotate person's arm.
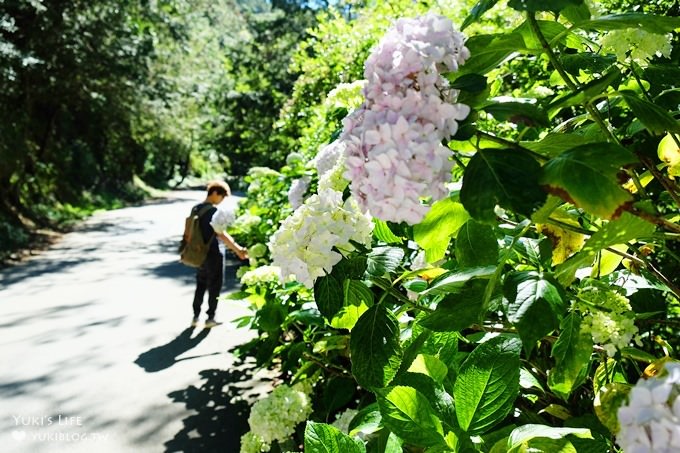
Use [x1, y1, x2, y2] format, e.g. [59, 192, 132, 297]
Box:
[217, 231, 248, 260]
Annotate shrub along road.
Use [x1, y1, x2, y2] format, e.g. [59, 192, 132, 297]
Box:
[0, 191, 266, 452]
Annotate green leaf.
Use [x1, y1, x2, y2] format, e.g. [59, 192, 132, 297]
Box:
[331, 280, 373, 331]
[521, 133, 597, 158]
[515, 19, 585, 50]
[504, 271, 565, 354]
[455, 220, 499, 268]
[377, 386, 446, 447]
[449, 73, 488, 92]
[349, 403, 382, 437]
[304, 421, 366, 453]
[366, 246, 405, 277]
[620, 91, 680, 135]
[482, 100, 549, 127]
[555, 212, 656, 285]
[548, 313, 593, 400]
[560, 53, 616, 76]
[315, 274, 344, 321]
[548, 68, 621, 115]
[594, 383, 632, 433]
[561, 2, 591, 23]
[257, 301, 286, 332]
[508, 0, 583, 13]
[373, 219, 403, 244]
[414, 198, 470, 263]
[422, 266, 496, 296]
[454, 336, 522, 434]
[539, 143, 637, 219]
[461, 0, 501, 31]
[421, 279, 488, 332]
[365, 429, 403, 453]
[407, 354, 449, 385]
[458, 33, 525, 75]
[350, 304, 403, 389]
[507, 424, 592, 453]
[332, 256, 368, 280]
[574, 13, 680, 33]
[461, 148, 547, 222]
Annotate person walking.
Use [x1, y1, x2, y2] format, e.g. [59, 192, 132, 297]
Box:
[191, 181, 248, 328]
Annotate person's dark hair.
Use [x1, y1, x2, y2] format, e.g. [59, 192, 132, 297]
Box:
[206, 180, 231, 197]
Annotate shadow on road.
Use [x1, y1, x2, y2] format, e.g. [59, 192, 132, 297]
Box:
[134, 328, 213, 373]
[164, 366, 256, 453]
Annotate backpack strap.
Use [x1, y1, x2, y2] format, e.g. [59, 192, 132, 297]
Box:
[194, 204, 216, 244]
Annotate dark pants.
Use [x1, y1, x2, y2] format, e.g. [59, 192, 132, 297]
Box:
[192, 253, 223, 319]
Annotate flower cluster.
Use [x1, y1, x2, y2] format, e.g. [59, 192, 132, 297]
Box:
[617, 361, 680, 452]
[210, 207, 235, 233]
[288, 176, 311, 209]
[601, 28, 673, 66]
[342, 13, 470, 225]
[240, 265, 282, 287]
[314, 141, 349, 192]
[269, 189, 373, 288]
[577, 286, 640, 357]
[240, 381, 314, 452]
[325, 80, 367, 110]
[247, 167, 282, 194]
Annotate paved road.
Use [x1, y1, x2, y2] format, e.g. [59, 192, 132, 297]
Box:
[0, 191, 269, 453]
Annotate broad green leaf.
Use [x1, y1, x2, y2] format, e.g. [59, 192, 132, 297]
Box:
[658, 133, 680, 175]
[315, 274, 344, 320]
[560, 53, 616, 76]
[414, 198, 470, 263]
[504, 271, 565, 354]
[548, 68, 621, 115]
[548, 313, 593, 400]
[408, 354, 449, 385]
[331, 280, 373, 330]
[508, 0, 583, 13]
[561, 2, 591, 23]
[515, 19, 586, 50]
[555, 212, 656, 284]
[521, 133, 597, 158]
[391, 372, 457, 427]
[304, 421, 365, 453]
[590, 244, 626, 278]
[350, 304, 403, 389]
[574, 13, 680, 33]
[507, 424, 592, 452]
[323, 377, 357, 414]
[454, 336, 522, 434]
[377, 386, 446, 447]
[461, 149, 546, 222]
[349, 403, 382, 436]
[643, 64, 680, 88]
[594, 383, 632, 433]
[373, 219, 403, 244]
[366, 246, 405, 277]
[539, 143, 637, 219]
[313, 334, 349, 354]
[365, 429, 403, 453]
[423, 266, 495, 296]
[449, 73, 488, 92]
[422, 330, 460, 367]
[482, 100, 549, 127]
[458, 33, 524, 75]
[421, 279, 488, 332]
[461, 0, 501, 30]
[455, 220, 499, 268]
[621, 91, 680, 135]
[332, 256, 368, 280]
[257, 301, 286, 332]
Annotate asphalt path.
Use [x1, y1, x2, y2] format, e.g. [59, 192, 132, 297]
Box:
[0, 191, 270, 453]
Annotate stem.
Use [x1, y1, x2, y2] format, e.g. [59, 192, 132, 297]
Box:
[527, 13, 618, 144]
[625, 205, 680, 234]
[638, 154, 680, 208]
[371, 277, 433, 313]
[301, 353, 349, 377]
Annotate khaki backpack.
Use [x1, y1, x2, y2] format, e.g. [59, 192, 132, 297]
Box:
[179, 204, 215, 267]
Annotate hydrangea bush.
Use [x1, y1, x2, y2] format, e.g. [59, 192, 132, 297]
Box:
[230, 1, 680, 452]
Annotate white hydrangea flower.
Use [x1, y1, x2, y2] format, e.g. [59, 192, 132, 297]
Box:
[342, 13, 470, 225]
[231, 214, 262, 232]
[314, 141, 349, 192]
[601, 28, 673, 66]
[288, 176, 311, 209]
[240, 431, 270, 453]
[286, 152, 304, 166]
[210, 207, 236, 233]
[325, 80, 367, 110]
[247, 381, 314, 447]
[577, 287, 640, 357]
[269, 189, 373, 288]
[617, 362, 680, 452]
[331, 408, 359, 434]
[240, 265, 282, 287]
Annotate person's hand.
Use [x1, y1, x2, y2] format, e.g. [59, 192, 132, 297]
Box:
[236, 247, 248, 261]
